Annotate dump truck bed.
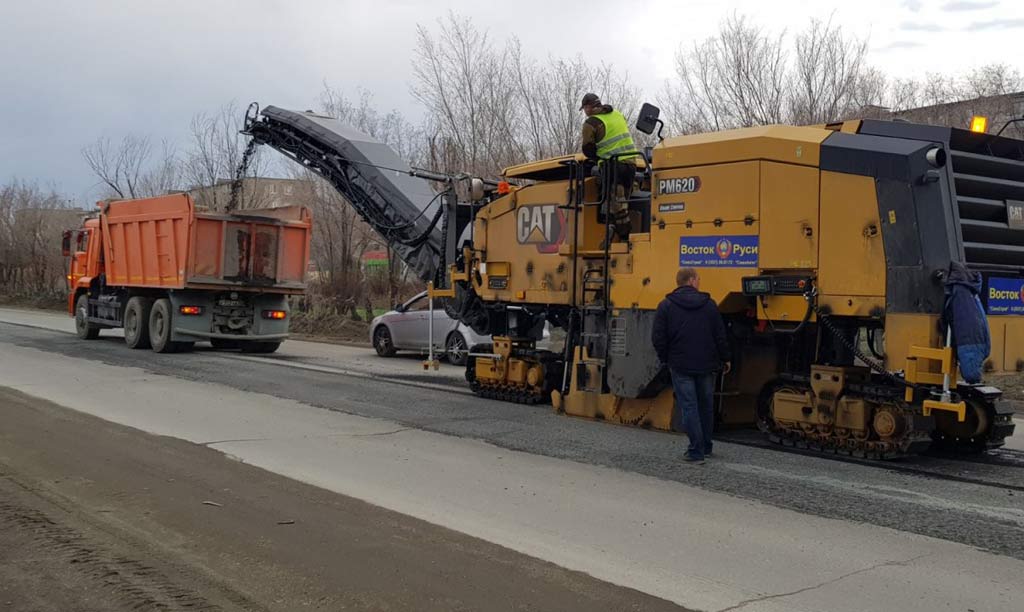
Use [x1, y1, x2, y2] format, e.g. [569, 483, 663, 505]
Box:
[99, 194, 311, 293]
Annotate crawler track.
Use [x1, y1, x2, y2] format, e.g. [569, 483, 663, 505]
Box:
[718, 430, 1024, 493]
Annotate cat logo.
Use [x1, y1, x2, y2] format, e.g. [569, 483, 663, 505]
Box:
[516, 204, 565, 253]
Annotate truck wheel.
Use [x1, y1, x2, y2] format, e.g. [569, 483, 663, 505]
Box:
[241, 341, 281, 354]
[149, 298, 180, 353]
[75, 294, 100, 340]
[373, 326, 396, 357]
[124, 297, 154, 349]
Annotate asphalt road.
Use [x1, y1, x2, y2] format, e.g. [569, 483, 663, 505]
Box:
[2, 308, 1024, 611]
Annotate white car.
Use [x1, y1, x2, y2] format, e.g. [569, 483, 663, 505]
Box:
[369, 291, 551, 365]
[370, 291, 490, 365]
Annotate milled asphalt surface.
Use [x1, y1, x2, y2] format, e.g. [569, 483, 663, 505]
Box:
[2, 320, 1023, 561]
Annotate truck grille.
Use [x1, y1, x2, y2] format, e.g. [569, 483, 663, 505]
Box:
[950, 135, 1024, 270]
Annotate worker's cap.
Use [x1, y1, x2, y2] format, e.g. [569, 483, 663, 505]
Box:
[579, 93, 601, 110]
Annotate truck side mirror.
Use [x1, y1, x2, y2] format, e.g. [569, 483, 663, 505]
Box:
[61, 230, 72, 257]
[636, 103, 665, 141]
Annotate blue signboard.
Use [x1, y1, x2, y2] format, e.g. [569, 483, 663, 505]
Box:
[986, 276, 1024, 315]
[679, 235, 759, 268]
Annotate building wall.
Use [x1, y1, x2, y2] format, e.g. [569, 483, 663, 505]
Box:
[186, 177, 316, 211]
[889, 93, 1024, 138]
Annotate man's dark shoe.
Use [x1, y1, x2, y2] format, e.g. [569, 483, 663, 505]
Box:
[684, 454, 705, 464]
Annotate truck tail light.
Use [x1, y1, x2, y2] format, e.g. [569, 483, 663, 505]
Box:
[263, 310, 287, 320]
[179, 305, 202, 316]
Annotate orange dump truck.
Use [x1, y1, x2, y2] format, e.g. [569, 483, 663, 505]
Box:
[63, 193, 311, 353]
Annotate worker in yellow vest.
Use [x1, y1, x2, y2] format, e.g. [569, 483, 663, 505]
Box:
[580, 93, 639, 246]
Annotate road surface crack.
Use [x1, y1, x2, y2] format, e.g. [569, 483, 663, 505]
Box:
[348, 427, 413, 437]
[201, 428, 413, 446]
[200, 437, 271, 446]
[715, 553, 934, 612]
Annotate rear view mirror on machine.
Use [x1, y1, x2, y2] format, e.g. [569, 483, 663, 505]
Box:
[635, 103, 661, 135]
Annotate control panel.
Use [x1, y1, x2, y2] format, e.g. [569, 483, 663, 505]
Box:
[741, 275, 813, 296]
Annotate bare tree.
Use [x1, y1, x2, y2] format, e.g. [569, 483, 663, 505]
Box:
[82, 134, 153, 199]
[965, 63, 1024, 98]
[662, 15, 787, 132]
[718, 15, 788, 126]
[182, 101, 267, 210]
[319, 85, 426, 165]
[0, 179, 77, 300]
[82, 134, 183, 200]
[413, 14, 642, 176]
[789, 18, 870, 124]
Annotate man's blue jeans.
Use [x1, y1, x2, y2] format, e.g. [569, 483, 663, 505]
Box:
[669, 370, 715, 459]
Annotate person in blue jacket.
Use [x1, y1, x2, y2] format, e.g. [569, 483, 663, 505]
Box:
[941, 262, 990, 384]
[652, 268, 731, 463]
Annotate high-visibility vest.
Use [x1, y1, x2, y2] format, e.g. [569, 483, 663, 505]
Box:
[593, 110, 638, 160]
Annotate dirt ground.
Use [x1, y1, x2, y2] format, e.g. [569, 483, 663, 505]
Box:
[0, 386, 682, 612]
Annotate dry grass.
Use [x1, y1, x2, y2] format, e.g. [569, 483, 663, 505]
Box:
[289, 306, 371, 344]
[0, 293, 66, 311]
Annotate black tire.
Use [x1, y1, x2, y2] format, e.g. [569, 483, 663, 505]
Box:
[210, 338, 241, 350]
[240, 341, 281, 354]
[445, 332, 469, 366]
[74, 294, 100, 340]
[149, 298, 180, 353]
[373, 325, 396, 357]
[124, 297, 154, 349]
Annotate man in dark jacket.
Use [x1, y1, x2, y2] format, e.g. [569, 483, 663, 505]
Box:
[652, 268, 731, 463]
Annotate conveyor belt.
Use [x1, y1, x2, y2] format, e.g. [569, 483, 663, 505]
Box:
[244, 105, 445, 281]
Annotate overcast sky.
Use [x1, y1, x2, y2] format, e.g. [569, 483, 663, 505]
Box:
[2, 0, 1022, 204]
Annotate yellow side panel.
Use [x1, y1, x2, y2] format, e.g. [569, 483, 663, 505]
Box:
[759, 162, 818, 270]
[617, 161, 760, 311]
[652, 161, 759, 226]
[655, 125, 830, 170]
[643, 228, 759, 311]
[817, 295, 885, 317]
[818, 171, 886, 298]
[474, 181, 576, 305]
[885, 313, 941, 373]
[610, 240, 663, 310]
[1001, 317, 1024, 372]
[989, 317, 1007, 372]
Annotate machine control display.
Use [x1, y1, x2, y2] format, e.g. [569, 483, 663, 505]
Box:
[742, 275, 812, 296]
[742, 277, 773, 295]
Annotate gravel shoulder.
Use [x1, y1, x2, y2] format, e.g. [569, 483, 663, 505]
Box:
[0, 385, 684, 612]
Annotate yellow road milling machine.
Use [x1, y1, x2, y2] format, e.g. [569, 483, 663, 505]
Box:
[243, 103, 1019, 458]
